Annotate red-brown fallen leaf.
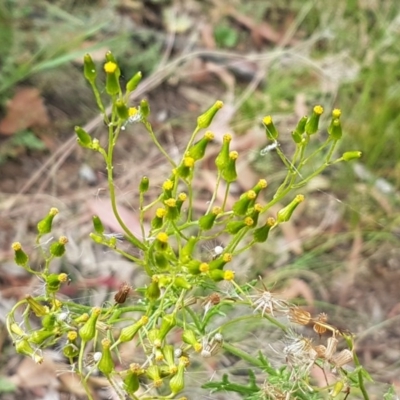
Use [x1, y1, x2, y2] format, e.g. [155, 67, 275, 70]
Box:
[0, 87, 50, 135]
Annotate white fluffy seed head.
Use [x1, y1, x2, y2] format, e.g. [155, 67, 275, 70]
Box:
[214, 333, 223, 342]
[214, 245, 224, 256]
[174, 348, 183, 358]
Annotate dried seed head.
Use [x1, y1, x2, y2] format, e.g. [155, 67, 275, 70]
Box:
[201, 335, 222, 358]
[313, 344, 327, 358]
[214, 333, 223, 343]
[283, 332, 317, 376]
[313, 312, 328, 335]
[114, 283, 132, 304]
[250, 289, 289, 317]
[204, 293, 221, 306]
[325, 336, 338, 361]
[202, 293, 221, 316]
[331, 349, 353, 368]
[288, 307, 311, 325]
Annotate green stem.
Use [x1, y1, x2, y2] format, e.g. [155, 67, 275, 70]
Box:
[113, 247, 145, 266]
[186, 177, 194, 222]
[222, 342, 264, 368]
[184, 126, 201, 153]
[6, 299, 28, 338]
[139, 191, 146, 240]
[358, 368, 370, 400]
[107, 376, 125, 400]
[105, 123, 146, 251]
[78, 340, 86, 375]
[292, 163, 330, 189]
[205, 172, 222, 215]
[352, 348, 370, 400]
[142, 120, 176, 167]
[171, 220, 190, 241]
[300, 139, 332, 166]
[90, 81, 106, 115]
[222, 182, 231, 211]
[185, 306, 204, 333]
[218, 312, 288, 333]
[225, 226, 250, 254]
[325, 139, 338, 163]
[78, 372, 95, 400]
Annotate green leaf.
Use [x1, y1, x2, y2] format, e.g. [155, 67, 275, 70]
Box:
[11, 130, 46, 151]
[202, 370, 260, 396]
[214, 24, 239, 48]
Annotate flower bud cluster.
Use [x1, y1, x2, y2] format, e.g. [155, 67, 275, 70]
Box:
[6, 52, 363, 400]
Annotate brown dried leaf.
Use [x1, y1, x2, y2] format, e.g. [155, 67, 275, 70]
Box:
[0, 87, 50, 135]
[254, 21, 284, 44]
[200, 23, 217, 49]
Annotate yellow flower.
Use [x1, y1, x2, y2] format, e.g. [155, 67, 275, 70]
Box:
[104, 61, 117, 74]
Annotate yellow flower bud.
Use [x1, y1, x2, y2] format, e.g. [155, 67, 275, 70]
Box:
[276, 195, 304, 223]
[83, 53, 97, 82]
[12, 242, 29, 267]
[98, 338, 114, 376]
[197, 101, 223, 129]
[263, 115, 279, 140]
[15, 339, 43, 364]
[126, 71, 142, 93]
[169, 357, 186, 394]
[37, 208, 59, 235]
[305, 105, 324, 135]
[118, 316, 148, 343]
[146, 365, 163, 387]
[25, 295, 49, 317]
[79, 307, 101, 342]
